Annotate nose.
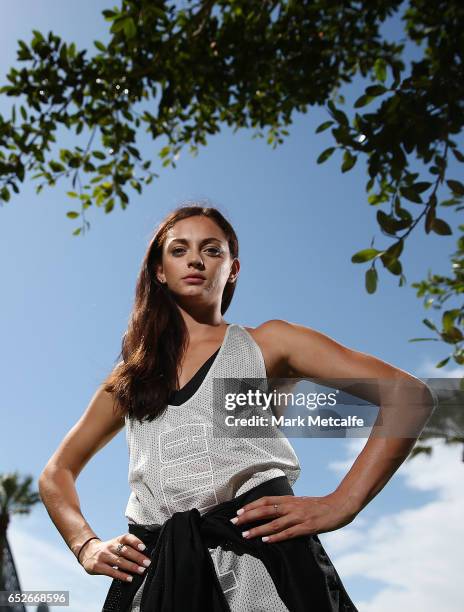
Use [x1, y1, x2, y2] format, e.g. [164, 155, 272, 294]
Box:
[188, 253, 205, 269]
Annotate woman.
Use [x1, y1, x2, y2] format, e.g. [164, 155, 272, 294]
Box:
[39, 205, 435, 612]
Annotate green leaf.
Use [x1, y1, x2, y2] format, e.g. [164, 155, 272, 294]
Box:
[385, 240, 404, 259]
[351, 248, 381, 263]
[442, 326, 463, 343]
[451, 148, 464, 163]
[431, 218, 452, 235]
[94, 40, 106, 52]
[66, 211, 79, 219]
[365, 268, 377, 294]
[374, 58, 387, 83]
[31, 30, 45, 50]
[400, 186, 422, 203]
[315, 120, 334, 134]
[110, 18, 125, 33]
[442, 309, 460, 333]
[316, 147, 335, 164]
[412, 181, 432, 193]
[440, 198, 459, 207]
[423, 318, 438, 332]
[365, 85, 387, 97]
[341, 151, 356, 172]
[381, 253, 402, 275]
[328, 100, 349, 126]
[447, 179, 464, 196]
[102, 9, 117, 19]
[354, 94, 373, 108]
[49, 161, 65, 172]
[159, 145, 171, 158]
[123, 18, 137, 39]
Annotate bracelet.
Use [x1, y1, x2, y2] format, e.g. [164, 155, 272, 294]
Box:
[77, 536, 100, 564]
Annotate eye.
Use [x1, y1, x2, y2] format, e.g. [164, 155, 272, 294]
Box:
[170, 246, 222, 256]
[171, 247, 186, 256]
[205, 247, 221, 255]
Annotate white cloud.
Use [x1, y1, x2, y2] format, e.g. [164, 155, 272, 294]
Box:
[417, 357, 464, 379]
[7, 519, 112, 612]
[322, 437, 464, 611]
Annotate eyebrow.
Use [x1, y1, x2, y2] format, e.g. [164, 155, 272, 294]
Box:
[168, 237, 223, 246]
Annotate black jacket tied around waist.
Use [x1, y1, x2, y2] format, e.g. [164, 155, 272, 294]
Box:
[101, 475, 358, 612]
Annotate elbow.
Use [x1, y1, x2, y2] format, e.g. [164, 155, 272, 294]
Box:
[38, 462, 60, 492]
[38, 471, 48, 504]
[38, 465, 52, 496]
[39, 462, 77, 488]
[39, 458, 55, 481]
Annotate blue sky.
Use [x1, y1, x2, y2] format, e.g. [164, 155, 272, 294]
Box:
[1, 3, 463, 611]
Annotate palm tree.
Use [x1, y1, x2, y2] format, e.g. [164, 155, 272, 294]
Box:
[0, 472, 41, 611]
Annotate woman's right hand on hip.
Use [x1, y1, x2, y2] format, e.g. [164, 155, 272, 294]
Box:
[80, 533, 152, 583]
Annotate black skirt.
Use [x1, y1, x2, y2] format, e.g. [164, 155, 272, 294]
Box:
[102, 475, 358, 611]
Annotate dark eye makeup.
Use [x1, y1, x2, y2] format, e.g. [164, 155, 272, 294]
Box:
[171, 246, 222, 256]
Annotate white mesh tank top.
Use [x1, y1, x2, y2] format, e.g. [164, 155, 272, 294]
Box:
[124, 323, 301, 612]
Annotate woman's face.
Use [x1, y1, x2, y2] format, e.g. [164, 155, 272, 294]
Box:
[156, 215, 239, 306]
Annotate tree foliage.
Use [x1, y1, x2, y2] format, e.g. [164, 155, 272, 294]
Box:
[0, 0, 463, 453]
[0, 472, 41, 586]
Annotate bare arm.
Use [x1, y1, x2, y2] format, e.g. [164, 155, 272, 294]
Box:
[264, 319, 436, 515]
[200, 319, 437, 545]
[38, 381, 125, 560]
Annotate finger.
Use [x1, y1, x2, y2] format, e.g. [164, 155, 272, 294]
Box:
[261, 524, 308, 544]
[96, 560, 137, 583]
[240, 515, 300, 540]
[235, 496, 294, 515]
[231, 503, 293, 527]
[104, 551, 150, 576]
[120, 532, 150, 554]
[113, 534, 152, 566]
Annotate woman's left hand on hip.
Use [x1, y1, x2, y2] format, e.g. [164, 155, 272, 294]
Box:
[229, 493, 358, 543]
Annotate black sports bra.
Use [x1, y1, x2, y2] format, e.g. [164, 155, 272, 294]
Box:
[168, 348, 220, 406]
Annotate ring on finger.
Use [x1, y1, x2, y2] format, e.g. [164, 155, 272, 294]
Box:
[116, 542, 125, 553]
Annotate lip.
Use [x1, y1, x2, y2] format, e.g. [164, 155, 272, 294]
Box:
[182, 274, 206, 283]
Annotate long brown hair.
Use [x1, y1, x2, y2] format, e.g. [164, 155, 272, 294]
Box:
[104, 204, 239, 423]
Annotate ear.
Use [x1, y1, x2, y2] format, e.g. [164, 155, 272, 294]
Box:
[228, 258, 240, 282]
[155, 263, 166, 284]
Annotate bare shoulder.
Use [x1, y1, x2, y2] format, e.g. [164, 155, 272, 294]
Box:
[243, 319, 413, 382]
[243, 319, 317, 344]
[241, 319, 312, 377]
[242, 319, 354, 378]
[243, 319, 286, 343]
